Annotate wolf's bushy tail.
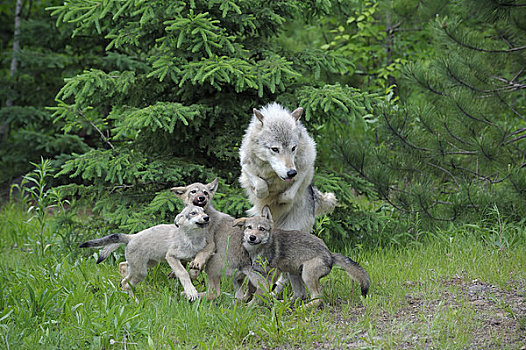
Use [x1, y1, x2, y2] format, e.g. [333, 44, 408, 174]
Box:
[332, 253, 370, 297]
[79, 233, 132, 264]
[313, 188, 337, 216]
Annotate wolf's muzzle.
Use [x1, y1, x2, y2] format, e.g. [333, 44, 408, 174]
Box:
[246, 234, 260, 245]
[193, 197, 207, 207]
[286, 169, 297, 179]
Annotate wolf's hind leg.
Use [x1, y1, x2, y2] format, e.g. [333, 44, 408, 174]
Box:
[289, 273, 307, 300]
[118, 261, 128, 277]
[121, 264, 146, 303]
[301, 258, 330, 308]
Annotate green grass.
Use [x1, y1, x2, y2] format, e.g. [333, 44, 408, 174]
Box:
[1, 202, 525, 349]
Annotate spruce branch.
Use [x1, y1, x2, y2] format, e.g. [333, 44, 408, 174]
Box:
[417, 193, 457, 221]
[382, 110, 435, 152]
[504, 134, 526, 145]
[409, 70, 445, 96]
[443, 26, 526, 53]
[455, 102, 495, 126]
[491, 75, 526, 91]
[426, 161, 461, 189]
[494, 92, 526, 122]
[443, 119, 475, 146]
[77, 109, 114, 150]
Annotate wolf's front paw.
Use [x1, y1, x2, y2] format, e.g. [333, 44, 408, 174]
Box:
[279, 190, 294, 204]
[254, 182, 269, 198]
[183, 287, 199, 301]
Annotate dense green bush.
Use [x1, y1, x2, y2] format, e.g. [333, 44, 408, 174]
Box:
[43, 0, 385, 240]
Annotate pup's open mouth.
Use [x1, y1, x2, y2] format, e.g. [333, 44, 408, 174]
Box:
[196, 222, 209, 227]
[192, 199, 207, 207]
[244, 239, 261, 245]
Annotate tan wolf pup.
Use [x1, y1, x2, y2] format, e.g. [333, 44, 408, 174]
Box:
[79, 205, 210, 301]
[235, 206, 370, 307]
[171, 179, 253, 300]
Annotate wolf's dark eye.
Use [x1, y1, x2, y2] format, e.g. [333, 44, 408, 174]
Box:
[259, 226, 265, 231]
[271, 147, 279, 153]
[291, 146, 297, 152]
[190, 211, 196, 215]
[190, 190, 197, 194]
[247, 225, 252, 229]
[204, 191, 209, 196]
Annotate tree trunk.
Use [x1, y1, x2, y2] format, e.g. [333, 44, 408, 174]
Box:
[2, 0, 23, 141]
[6, 0, 23, 107]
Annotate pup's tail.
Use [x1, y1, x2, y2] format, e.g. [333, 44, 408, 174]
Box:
[79, 233, 132, 264]
[332, 253, 370, 297]
[313, 187, 337, 216]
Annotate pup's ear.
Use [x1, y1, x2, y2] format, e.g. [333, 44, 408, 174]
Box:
[174, 213, 184, 227]
[253, 108, 264, 125]
[170, 186, 187, 198]
[207, 178, 219, 196]
[291, 107, 303, 121]
[233, 218, 246, 227]
[262, 206, 273, 222]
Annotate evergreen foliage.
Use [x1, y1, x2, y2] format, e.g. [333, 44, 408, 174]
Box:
[335, 0, 526, 221]
[45, 0, 384, 234]
[0, 0, 100, 184]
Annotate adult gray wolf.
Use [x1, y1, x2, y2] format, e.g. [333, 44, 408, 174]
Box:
[239, 102, 337, 234]
[79, 205, 210, 301]
[171, 179, 254, 300]
[235, 206, 370, 308]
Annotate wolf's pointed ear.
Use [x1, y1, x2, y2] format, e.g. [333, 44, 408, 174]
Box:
[207, 178, 219, 195]
[170, 186, 187, 198]
[262, 206, 273, 222]
[174, 209, 185, 227]
[174, 213, 184, 227]
[291, 107, 303, 121]
[254, 108, 265, 125]
[233, 218, 246, 227]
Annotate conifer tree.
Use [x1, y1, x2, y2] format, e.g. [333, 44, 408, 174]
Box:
[0, 0, 94, 184]
[47, 0, 382, 232]
[338, 0, 526, 221]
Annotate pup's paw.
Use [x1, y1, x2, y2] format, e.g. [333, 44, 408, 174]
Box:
[182, 288, 199, 301]
[254, 182, 269, 198]
[118, 262, 128, 277]
[189, 268, 200, 280]
[189, 256, 205, 271]
[278, 190, 294, 204]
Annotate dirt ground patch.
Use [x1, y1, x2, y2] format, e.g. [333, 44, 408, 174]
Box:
[324, 278, 526, 349]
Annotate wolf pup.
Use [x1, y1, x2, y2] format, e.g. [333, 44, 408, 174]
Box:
[171, 179, 253, 300]
[235, 206, 370, 307]
[79, 205, 210, 302]
[239, 102, 337, 233]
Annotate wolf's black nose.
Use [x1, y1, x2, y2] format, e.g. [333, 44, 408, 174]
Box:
[203, 216, 209, 222]
[249, 235, 257, 242]
[287, 169, 297, 178]
[198, 196, 205, 201]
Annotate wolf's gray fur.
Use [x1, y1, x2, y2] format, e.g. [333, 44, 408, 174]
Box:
[235, 207, 370, 307]
[239, 102, 337, 234]
[79, 205, 210, 301]
[171, 179, 253, 300]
